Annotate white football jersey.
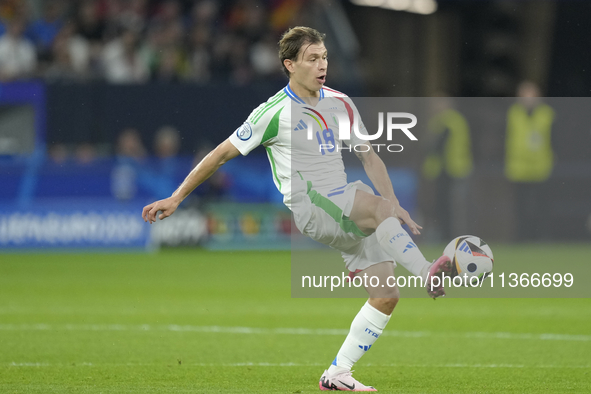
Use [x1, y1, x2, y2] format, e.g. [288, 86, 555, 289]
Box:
[229, 84, 369, 209]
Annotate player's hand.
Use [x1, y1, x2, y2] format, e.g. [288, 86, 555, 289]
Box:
[142, 197, 181, 224]
[393, 205, 423, 235]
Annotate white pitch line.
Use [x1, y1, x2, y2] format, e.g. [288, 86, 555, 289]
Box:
[0, 324, 589, 342]
[5, 362, 589, 369]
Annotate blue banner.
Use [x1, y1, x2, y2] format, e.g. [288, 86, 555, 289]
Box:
[0, 199, 149, 249]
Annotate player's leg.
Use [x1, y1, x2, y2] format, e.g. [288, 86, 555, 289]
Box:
[349, 190, 435, 278]
[320, 262, 397, 392]
[348, 189, 401, 233]
[329, 262, 398, 372]
[349, 189, 452, 298]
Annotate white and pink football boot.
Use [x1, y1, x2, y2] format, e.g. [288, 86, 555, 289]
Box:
[425, 255, 453, 299]
[319, 370, 377, 391]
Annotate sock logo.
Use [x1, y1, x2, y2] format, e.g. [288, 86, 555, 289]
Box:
[388, 232, 407, 243]
[364, 328, 379, 338]
[403, 241, 417, 253]
[358, 344, 372, 351]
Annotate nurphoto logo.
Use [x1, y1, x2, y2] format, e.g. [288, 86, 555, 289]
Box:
[306, 110, 417, 153]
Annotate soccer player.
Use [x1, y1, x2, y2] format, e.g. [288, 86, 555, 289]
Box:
[142, 26, 452, 392]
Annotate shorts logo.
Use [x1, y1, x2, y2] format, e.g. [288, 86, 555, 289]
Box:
[236, 123, 253, 141]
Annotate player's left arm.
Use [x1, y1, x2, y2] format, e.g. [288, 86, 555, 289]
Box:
[355, 143, 423, 234]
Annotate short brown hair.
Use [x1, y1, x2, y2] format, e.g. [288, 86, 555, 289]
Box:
[278, 26, 326, 78]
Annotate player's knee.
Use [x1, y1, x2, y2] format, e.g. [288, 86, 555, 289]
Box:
[370, 296, 399, 315]
[375, 198, 397, 226]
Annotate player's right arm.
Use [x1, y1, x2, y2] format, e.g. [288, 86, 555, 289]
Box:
[143, 92, 282, 223]
[142, 138, 240, 223]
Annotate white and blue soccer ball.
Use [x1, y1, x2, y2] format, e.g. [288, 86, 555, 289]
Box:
[443, 235, 494, 284]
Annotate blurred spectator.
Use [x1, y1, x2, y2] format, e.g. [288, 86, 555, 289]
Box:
[149, 0, 184, 29]
[505, 81, 555, 183]
[61, 22, 91, 75]
[210, 31, 235, 81]
[48, 143, 69, 164]
[227, 0, 267, 42]
[101, 28, 149, 83]
[45, 36, 76, 81]
[45, 22, 91, 82]
[229, 36, 253, 85]
[105, 0, 148, 35]
[147, 20, 188, 82]
[250, 32, 282, 78]
[76, 0, 106, 42]
[74, 142, 97, 165]
[28, 1, 65, 61]
[210, 33, 254, 85]
[0, 17, 37, 81]
[152, 125, 181, 198]
[270, 0, 306, 33]
[116, 127, 147, 160]
[75, 0, 106, 73]
[154, 125, 180, 165]
[111, 127, 146, 200]
[505, 80, 555, 241]
[189, 0, 219, 30]
[0, 0, 29, 22]
[184, 0, 219, 82]
[187, 25, 212, 82]
[156, 45, 189, 82]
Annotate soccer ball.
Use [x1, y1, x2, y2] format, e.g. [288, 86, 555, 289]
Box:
[443, 235, 494, 285]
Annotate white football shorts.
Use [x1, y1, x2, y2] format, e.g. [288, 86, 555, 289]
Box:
[293, 180, 395, 272]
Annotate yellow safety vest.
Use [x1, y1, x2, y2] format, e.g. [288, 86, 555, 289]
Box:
[422, 109, 473, 179]
[505, 103, 554, 182]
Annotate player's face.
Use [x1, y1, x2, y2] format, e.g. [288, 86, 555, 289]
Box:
[290, 42, 328, 95]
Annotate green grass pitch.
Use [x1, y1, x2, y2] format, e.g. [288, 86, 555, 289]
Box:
[0, 245, 590, 393]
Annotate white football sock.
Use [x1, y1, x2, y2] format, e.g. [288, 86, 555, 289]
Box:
[328, 301, 391, 374]
[375, 217, 430, 277]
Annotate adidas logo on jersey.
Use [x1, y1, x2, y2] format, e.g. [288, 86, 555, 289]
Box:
[293, 120, 307, 131]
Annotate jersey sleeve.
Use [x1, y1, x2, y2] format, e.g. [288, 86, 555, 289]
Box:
[229, 102, 285, 156]
[228, 104, 266, 156]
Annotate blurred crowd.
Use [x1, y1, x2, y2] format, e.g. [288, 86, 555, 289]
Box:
[0, 0, 308, 84]
[46, 124, 229, 201]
